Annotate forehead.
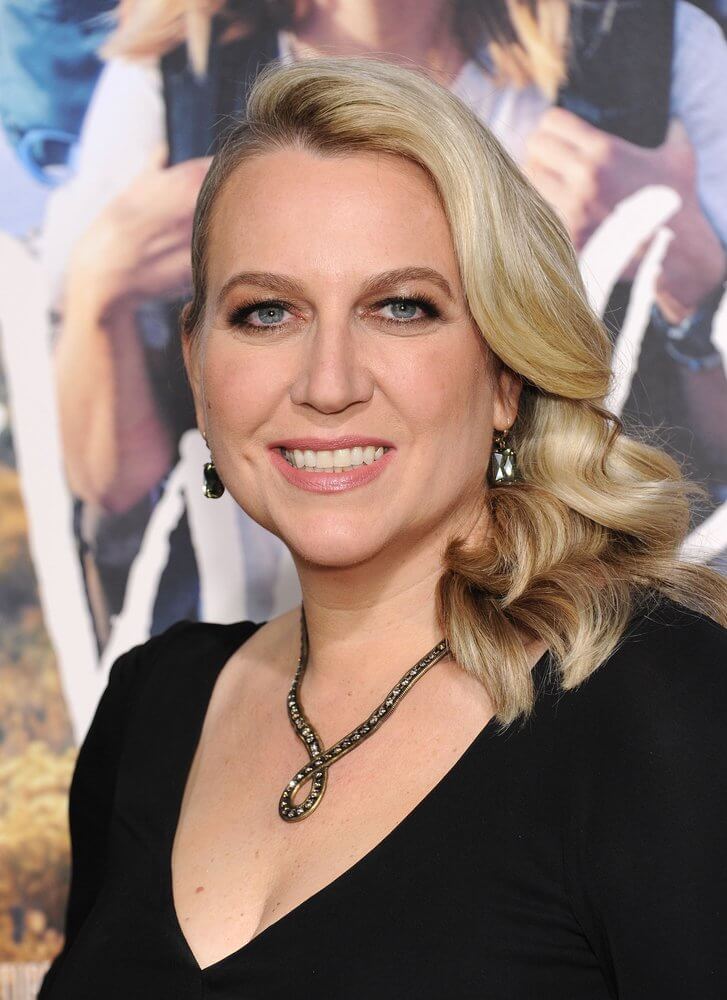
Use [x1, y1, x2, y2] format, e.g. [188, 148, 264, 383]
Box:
[206, 146, 460, 289]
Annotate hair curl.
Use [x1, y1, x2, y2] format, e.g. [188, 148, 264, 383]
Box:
[181, 55, 727, 726]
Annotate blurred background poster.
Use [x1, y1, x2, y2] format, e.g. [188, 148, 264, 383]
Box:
[1, 0, 726, 994]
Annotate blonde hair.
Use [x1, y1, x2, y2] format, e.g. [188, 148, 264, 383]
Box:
[101, 0, 570, 98]
[99, 0, 225, 79]
[181, 56, 727, 726]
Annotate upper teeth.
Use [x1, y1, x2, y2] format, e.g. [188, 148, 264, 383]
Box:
[282, 446, 388, 471]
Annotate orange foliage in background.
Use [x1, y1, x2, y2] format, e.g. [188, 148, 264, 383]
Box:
[0, 459, 75, 962]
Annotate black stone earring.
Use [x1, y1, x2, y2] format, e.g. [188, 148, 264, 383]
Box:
[202, 433, 225, 498]
[489, 427, 518, 485]
[203, 460, 225, 498]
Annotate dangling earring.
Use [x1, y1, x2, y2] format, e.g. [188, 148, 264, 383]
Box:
[202, 433, 225, 498]
[204, 461, 225, 498]
[489, 427, 518, 485]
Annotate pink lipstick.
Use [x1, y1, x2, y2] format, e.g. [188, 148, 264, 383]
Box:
[268, 438, 396, 494]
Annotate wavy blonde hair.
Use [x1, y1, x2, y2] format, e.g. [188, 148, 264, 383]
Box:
[181, 56, 727, 726]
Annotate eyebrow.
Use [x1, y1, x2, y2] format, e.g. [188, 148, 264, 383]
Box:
[214, 266, 455, 310]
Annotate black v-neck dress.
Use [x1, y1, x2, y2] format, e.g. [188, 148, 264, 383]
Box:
[38, 595, 727, 999]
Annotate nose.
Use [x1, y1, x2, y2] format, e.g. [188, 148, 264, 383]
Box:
[289, 313, 374, 414]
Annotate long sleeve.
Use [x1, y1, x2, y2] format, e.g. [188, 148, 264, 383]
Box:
[561, 605, 727, 998]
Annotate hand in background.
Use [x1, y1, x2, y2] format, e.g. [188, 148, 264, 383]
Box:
[522, 109, 726, 320]
[54, 142, 213, 514]
[68, 143, 213, 312]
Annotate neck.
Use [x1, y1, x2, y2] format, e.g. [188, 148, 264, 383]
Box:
[287, 503, 489, 704]
[287, 0, 468, 87]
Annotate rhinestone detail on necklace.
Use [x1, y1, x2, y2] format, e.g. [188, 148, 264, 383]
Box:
[279, 605, 451, 822]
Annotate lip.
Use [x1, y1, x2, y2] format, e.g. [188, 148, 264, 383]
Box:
[269, 436, 395, 451]
[269, 446, 395, 494]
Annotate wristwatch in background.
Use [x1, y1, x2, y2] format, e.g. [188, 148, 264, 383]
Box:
[650, 278, 726, 373]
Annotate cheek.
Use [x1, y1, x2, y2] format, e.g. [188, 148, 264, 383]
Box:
[202, 337, 277, 431]
[385, 338, 490, 454]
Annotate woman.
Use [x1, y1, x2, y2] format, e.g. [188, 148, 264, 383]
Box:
[46, 0, 486, 642]
[39, 56, 727, 998]
[44, 0, 727, 647]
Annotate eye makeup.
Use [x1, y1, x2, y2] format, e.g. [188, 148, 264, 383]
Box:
[224, 293, 443, 332]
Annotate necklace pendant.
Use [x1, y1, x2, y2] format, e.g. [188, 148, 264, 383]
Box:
[278, 755, 329, 821]
[279, 605, 449, 823]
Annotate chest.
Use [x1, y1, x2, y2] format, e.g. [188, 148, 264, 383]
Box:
[65, 648, 612, 998]
[169, 668, 497, 972]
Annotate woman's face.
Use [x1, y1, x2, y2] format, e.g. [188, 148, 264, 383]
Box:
[184, 147, 521, 569]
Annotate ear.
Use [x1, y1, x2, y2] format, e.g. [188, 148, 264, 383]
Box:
[180, 324, 207, 440]
[492, 363, 523, 432]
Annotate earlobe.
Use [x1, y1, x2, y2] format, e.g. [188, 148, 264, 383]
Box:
[494, 368, 523, 430]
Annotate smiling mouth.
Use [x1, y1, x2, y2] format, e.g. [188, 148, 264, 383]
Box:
[279, 445, 391, 472]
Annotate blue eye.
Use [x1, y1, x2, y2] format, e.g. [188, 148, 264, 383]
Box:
[227, 301, 292, 329]
[254, 305, 288, 325]
[226, 293, 441, 333]
[376, 296, 440, 324]
[383, 300, 419, 320]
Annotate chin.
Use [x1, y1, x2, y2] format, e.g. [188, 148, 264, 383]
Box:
[283, 520, 390, 569]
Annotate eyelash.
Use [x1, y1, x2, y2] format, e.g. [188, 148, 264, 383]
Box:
[225, 294, 442, 331]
